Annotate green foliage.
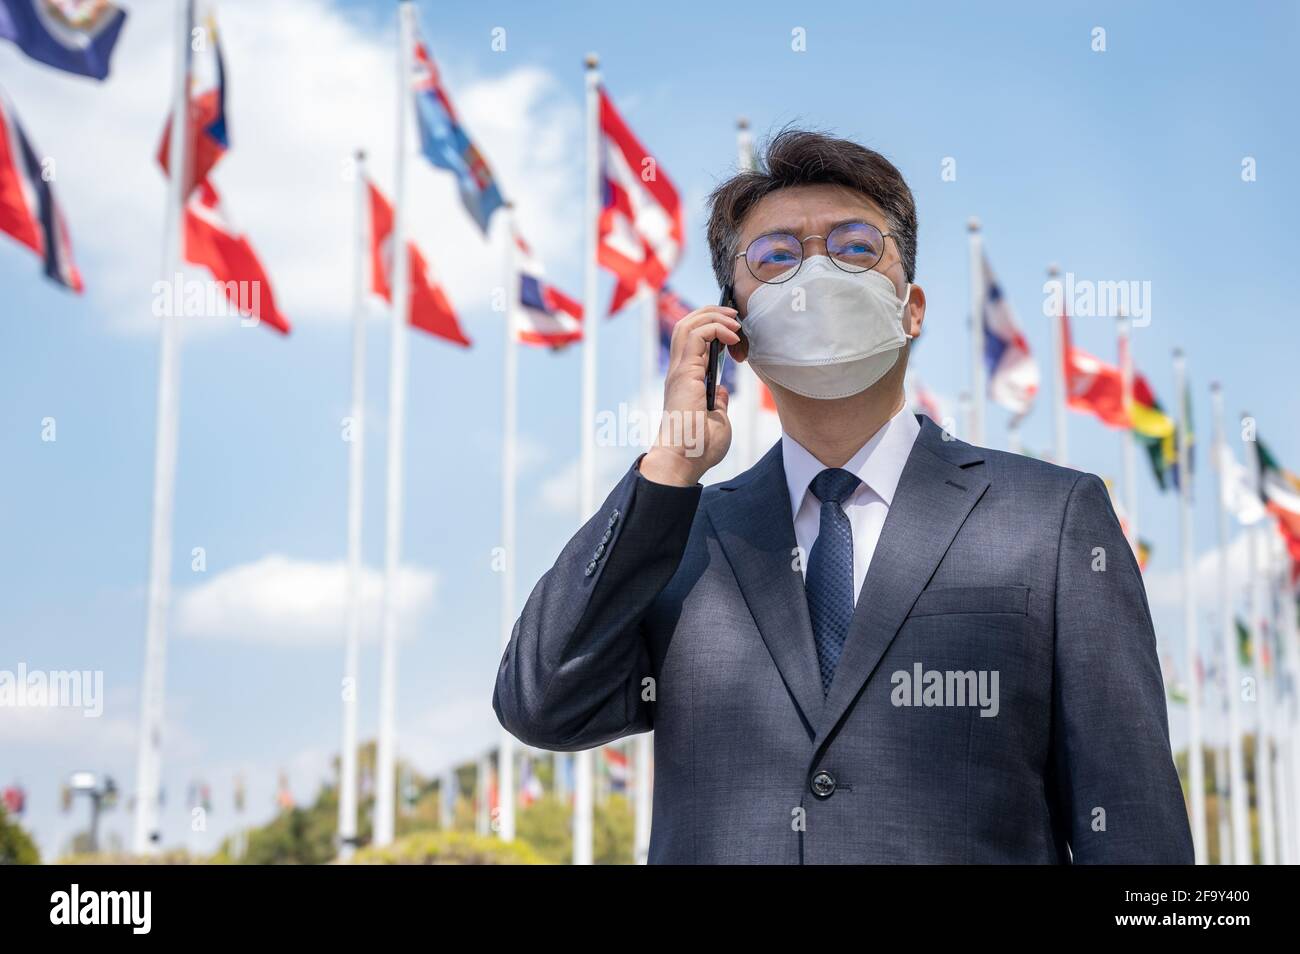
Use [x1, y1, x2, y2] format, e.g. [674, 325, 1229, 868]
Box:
[0, 805, 40, 865]
[594, 794, 634, 865]
[349, 830, 545, 865]
[517, 795, 571, 864]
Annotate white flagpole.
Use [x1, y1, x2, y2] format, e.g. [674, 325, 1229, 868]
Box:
[1048, 263, 1067, 467]
[338, 148, 369, 859]
[133, 0, 192, 856]
[1006, 416, 1023, 456]
[374, 0, 416, 848]
[734, 116, 759, 469]
[1118, 313, 1138, 545]
[573, 51, 601, 867]
[1243, 419, 1275, 863]
[967, 219, 984, 446]
[497, 203, 519, 842]
[1173, 349, 1206, 863]
[1210, 382, 1249, 865]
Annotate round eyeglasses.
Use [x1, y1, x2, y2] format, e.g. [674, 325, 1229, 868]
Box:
[736, 221, 897, 284]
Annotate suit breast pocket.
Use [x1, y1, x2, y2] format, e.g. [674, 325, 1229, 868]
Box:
[908, 584, 1030, 618]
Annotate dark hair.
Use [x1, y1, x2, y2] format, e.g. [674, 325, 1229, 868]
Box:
[706, 127, 918, 288]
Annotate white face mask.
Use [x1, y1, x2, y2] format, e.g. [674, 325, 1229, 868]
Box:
[742, 255, 913, 400]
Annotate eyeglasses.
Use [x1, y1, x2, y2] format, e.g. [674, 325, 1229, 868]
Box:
[735, 221, 897, 284]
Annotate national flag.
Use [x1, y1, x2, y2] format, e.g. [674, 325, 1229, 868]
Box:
[519, 755, 543, 807]
[1, 784, 24, 816]
[656, 285, 735, 393]
[366, 177, 471, 346]
[598, 86, 684, 316]
[981, 255, 1038, 416]
[1255, 436, 1300, 585]
[1162, 654, 1187, 705]
[1215, 441, 1265, 526]
[0, 87, 82, 290]
[1131, 374, 1180, 491]
[0, 0, 126, 80]
[183, 179, 290, 334]
[513, 230, 581, 349]
[1061, 313, 1127, 427]
[156, 4, 228, 201]
[409, 26, 503, 234]
[602, 746, 629, 794]
[909, 376, 946, 424]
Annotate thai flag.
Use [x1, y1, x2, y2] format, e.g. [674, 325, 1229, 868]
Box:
[0, 87, 82, 291]
[657, 285, 735, 392]
[512, 231, 581, 349]
[157, 4, 228, 201]
[603, 746, 629, 794]
[598, 86, 683, 316]
[410, 29, 504, 235]
[183, 179, 289, 334]
[0, 0, 127, 80]
[981, 254, 1038, 417]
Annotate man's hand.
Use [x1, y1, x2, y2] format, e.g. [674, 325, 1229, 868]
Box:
[639, 305, 742, 487]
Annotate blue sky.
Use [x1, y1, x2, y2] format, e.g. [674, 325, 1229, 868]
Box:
[2, 0, 1297, 858]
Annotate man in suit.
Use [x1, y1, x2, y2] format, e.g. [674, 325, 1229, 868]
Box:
[494, 129, 1193, 864]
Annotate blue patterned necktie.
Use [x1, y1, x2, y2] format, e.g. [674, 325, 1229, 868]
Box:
[805, 467, 862, 694]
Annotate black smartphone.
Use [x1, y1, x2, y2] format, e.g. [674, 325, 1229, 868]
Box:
[706, 284, 735, 411]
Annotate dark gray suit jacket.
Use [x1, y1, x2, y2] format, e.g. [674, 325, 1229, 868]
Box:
[494, 416, 1194, 863]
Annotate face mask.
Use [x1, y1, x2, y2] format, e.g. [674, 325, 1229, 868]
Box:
[742, 255, 913, 400]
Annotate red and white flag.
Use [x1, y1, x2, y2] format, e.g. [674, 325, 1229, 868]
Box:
[183, 179, 290, 334]
[0, 88, 82, 291]
[156, 5, 229, 201]
[597, 86, 683, 316]
[366, 178, 470, 347]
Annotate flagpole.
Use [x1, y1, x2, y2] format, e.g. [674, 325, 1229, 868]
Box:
[338, 149, 369, 859]
[1276, 529, 1300, 864]
[574, 50, 601, 867]
[1210, 382, 1249, 864]
[132, 0, 192, 856]
[1243, 416, 1276, 863]
[1173, 349, 1206, 863]
[497, 203, 519, 842]
[1118, 313, 1138, 545]
[1048, 263, 1067, 467]
[967, 218, 984, 446]
[734, 116, 759, 469]
[374, 0, 416, 848]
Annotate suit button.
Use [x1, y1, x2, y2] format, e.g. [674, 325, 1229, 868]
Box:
[601, 528, 613, 544]
[810, 770, 836, 799]
[594, 542, 606, 559]
[608, 510, 620, 527]
[584, 560, 597, 577]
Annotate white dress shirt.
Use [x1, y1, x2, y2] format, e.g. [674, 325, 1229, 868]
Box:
[782, 404, 921, 605]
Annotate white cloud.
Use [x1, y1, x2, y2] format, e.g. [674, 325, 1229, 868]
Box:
[174, 554, 436, 646]
[1144, 528, 1283, 611]
[2, 0, 581, 335]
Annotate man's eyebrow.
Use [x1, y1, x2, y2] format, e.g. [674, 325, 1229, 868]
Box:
[747, 217, 880, 240]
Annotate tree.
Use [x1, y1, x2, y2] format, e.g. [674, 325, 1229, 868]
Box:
[0, 805, 40, 865]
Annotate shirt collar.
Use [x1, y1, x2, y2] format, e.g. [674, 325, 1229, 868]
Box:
[781, 404, 922, 519]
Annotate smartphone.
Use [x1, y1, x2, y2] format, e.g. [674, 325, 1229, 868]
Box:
[706, 284, 735, 412]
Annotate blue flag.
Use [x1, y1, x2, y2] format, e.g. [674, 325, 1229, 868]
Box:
[0, 0, 127, 81]
[408, 30, 504, 235]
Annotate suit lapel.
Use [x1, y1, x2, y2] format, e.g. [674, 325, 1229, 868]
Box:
[812, 418, 990, 753]
[705, 443, 825, 733]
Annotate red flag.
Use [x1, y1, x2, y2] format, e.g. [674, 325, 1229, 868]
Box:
[1062, 312, 1127, 427]
[366, 179, 470, 347]
[597, 87, 683, 316]
[183, 179, 290, 334]
[156, 10, 229, 200]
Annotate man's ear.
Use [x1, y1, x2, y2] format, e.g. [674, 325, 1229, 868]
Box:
[904, 282, 926, 339]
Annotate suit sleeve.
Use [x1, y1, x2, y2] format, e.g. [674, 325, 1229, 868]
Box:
[1049, 472, 1195, 863]
[492, 456, 702, 751]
